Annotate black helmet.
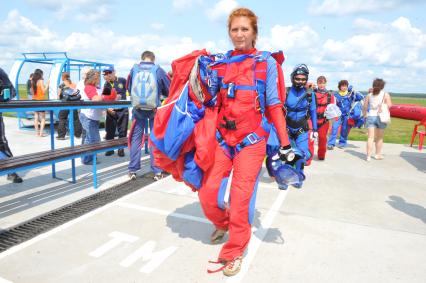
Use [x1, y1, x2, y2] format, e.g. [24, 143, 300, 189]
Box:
[291, 64, 309, 80]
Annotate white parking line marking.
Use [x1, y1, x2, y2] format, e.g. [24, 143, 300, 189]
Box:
[89, 231, 139, 258]
[0, 160, 165, 261]
[120, 241, 178, 274]
[116, 202, 210, 224]
[0, 201, 20, 209]
[0, 276, 13, 283]
[227, 189, 289, 283]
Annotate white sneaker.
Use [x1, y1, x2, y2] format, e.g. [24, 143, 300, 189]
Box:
[223, 257, 243, 277]
[153, 173, 164, 181]
[128, 172, 137, 180]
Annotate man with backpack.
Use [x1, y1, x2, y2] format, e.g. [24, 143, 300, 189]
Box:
[127, 51, 170, 181]
[102, 66, 129, 157]
[0, 67, 23, 183]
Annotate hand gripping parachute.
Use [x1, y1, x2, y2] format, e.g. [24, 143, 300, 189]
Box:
[324, 103, 342, 120]
[265, 149, 306, 190]
[188, 55, 218, 107]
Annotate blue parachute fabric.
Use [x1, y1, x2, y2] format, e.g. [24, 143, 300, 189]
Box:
[248, 173, 261, 224]
[274, 164, 304, 188]
[182, 151, 203, 189]
[350, 101, 365, 128]
[187, 99, 205, 123]
[266, 148, 306, 189]
[266, 125, 280, 157]
[151, 85, 202, 160]
[217, 176, 230, 210]
[0, 151, 8, 159]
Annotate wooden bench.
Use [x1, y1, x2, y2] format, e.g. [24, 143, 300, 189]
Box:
[0, 137, 128, 188]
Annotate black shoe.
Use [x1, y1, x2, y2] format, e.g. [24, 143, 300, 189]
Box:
[56, 136, 66, 140]
[327, 145, 334, 150]
[83, 160, 101, 165]
[7, 173, 23, 183]
[105, 151, 114, 156]
[118, 149, 125, 157]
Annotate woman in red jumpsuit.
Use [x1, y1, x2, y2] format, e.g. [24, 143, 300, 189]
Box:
[199, 8, 293, 276]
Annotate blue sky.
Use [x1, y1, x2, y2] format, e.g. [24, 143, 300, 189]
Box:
[1, 0, 426, 92]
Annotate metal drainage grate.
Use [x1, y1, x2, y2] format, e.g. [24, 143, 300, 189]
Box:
[0, 173, 156, 253]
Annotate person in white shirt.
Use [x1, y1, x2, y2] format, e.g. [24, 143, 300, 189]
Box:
[362, 78, 392, 161]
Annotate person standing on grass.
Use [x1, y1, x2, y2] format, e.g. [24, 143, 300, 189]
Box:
[26, 73, 33, 100]
[31, 69, 49, 137]
[362, 78, 392, 161]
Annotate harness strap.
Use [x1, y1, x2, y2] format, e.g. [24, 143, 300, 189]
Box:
[216, 118, 270, 159]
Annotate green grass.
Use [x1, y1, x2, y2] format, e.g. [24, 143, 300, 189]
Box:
[349, 96, 426, 144]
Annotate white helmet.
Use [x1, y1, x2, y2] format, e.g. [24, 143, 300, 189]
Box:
[324, 104, 342, 120]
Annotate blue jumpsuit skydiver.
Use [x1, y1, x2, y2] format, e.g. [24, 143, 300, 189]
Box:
[327, 86, 364, 148]
[284, 64, 317, 187]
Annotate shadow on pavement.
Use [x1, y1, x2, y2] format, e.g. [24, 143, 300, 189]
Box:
[386, 195, 426, 224]
[167, 202, 285, 245]
[399, 151, 426, 173]
[344, 149, 366, 161]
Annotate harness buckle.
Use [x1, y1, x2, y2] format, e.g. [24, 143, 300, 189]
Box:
[246, 133, 258, 144]
[227, 83, 235, 98]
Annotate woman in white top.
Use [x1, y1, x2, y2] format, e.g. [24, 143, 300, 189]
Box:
[362, 78, 392, 161]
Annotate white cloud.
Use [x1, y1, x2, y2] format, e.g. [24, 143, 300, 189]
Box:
[0, 10, 204, 79]
[25, 0, 114, 22]
[353, 18, 386, 31]
[308, 0, 414, 16]
[207, 0, 239, 21]
[256, 16, 426, 92]
[259, 23, 320, 51]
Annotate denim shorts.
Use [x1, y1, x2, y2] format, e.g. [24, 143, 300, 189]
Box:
[366, 116, 387, 129]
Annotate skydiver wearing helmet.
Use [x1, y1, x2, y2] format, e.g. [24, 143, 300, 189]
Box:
[281, 64, 318, 188]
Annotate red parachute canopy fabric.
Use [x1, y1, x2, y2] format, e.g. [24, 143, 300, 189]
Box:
[151, 49, 210, 186]
[153, 49, 209, 140]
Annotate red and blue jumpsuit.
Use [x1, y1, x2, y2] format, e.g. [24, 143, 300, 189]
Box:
[309, 89, 334, 160]
[198, 49, 290, 261]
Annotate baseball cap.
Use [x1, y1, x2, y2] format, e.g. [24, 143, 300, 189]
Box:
[102, 66, 115, 74]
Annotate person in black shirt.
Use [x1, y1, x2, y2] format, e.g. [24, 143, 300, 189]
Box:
[102, 66, 129, 157]
[0, 67, 23, 183]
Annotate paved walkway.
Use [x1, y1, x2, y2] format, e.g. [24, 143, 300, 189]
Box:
[0, 116, 425, 282]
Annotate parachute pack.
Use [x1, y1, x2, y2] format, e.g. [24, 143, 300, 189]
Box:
[130, 63, 160, 110]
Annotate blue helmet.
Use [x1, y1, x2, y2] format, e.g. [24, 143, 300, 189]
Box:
[291, 64, 309, 80]
[266, 149, 306, 190]
[291, 64, 309, 89]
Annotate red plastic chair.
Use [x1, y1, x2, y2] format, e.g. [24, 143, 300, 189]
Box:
[410, 119, 426, 150]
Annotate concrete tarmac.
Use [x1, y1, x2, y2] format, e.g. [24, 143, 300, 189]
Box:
[0, 116, 425, 282]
